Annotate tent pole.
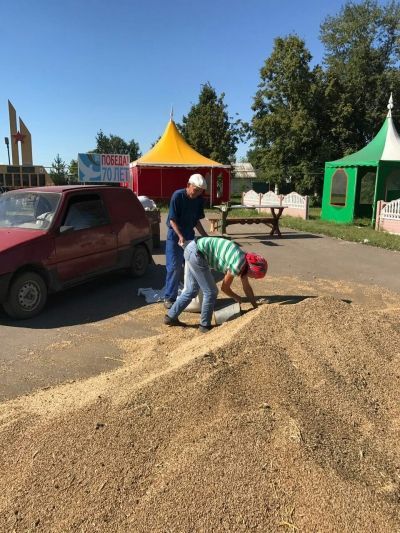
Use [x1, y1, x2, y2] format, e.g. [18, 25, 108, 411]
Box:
[210, 167, 213, 208]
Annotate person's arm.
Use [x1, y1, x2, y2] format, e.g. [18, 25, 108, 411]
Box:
[195, 198, 207, 237]
[168, 192, 185, 245]
[221, 271, 243, 303]
[195, 220, 208, 237]
[240, 275, 258, 308]
[169, 219, 185, 245]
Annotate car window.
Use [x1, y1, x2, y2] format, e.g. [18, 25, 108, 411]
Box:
[0, 192, 60, 229]
[63, 194, 110, 230]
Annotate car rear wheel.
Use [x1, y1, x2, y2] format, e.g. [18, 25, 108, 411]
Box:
[3, 272, 48, 319]
[130, 244, 149, 277]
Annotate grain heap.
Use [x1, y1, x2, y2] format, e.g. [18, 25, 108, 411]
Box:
[0, 296, 399, 532]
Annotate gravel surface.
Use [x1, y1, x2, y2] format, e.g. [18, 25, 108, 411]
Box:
[1, 277, 400, 532]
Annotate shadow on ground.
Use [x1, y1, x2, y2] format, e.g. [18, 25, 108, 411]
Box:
[0, 264, 167, 329]
[279, 233, 322, 239]
[265, 294, 317, 305]
[0, 264, 226, 330]
[264, 295, 352, 305]
[227, 232, 322, 248]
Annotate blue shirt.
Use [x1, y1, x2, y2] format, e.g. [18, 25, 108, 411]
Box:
[166, 188, 205, 241]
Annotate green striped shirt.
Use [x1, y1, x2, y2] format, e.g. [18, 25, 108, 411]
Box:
[197, 237, 246, 276]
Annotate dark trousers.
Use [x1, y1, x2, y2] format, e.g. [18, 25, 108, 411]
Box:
[164, 239, 184, 302]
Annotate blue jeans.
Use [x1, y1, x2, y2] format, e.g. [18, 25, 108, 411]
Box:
[165, 239, 184, 302]
[167, 240, 218, 327]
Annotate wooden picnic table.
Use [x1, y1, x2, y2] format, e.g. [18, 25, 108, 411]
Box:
[208, 204, 286, 237]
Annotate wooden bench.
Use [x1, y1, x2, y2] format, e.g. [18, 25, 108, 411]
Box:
[207, 204, 286, 237]
[207, 216, 278, 235]
[207, 217, 222, 233]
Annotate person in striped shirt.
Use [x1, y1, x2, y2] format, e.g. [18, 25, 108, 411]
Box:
[164, 237, 267, 333]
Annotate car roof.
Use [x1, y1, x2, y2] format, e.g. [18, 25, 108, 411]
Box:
[9, 185, 124, 194]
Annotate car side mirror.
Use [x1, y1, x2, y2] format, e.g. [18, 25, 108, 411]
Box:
[59, 225, 74, 235]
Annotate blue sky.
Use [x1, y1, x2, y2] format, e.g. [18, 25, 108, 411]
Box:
[0, 0, 367, 167]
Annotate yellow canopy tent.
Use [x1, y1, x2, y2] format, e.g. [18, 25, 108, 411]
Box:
[130, 119, 230, 203]
[133, 119, 227, 167]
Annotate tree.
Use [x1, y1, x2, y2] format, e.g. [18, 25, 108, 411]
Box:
[179, 82, 243, 164]
[150, 135, 161, 148]
[248, 1, 400, 196]
[93, 131, 141, 161]
[67, 159, 78, 183]
[320, 0, 400, 154]
[50, 154, 67, 185]
[249, 35, 328, 194]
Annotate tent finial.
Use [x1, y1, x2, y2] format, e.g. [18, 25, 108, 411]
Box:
[387, 93, 394, 117]
[170, 106, 174, 121]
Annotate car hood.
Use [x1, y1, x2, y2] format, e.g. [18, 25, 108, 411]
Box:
[0, 227, 48, 253]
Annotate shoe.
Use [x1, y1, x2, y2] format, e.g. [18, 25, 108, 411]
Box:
[164, 315, 184, 327]
[198, 325, 212, 333]
[164, 299, 174, 309]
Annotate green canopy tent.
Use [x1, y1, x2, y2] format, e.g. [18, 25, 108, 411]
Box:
[321, 95, 400, 224]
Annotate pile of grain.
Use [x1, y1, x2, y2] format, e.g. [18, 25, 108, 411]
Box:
[1, 296, 400, 532]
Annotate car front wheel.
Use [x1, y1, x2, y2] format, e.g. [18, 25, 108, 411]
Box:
[3, 272, 48, 319]
[130, 245, 149, 277]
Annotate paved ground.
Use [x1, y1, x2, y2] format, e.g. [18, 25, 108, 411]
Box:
[0, 214, 399, 402]
[222, 221, 400, 291]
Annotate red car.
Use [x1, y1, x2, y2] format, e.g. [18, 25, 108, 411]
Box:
[0, 185, 153, 319]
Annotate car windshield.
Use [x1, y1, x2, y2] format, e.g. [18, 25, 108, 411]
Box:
[0, 191, 61, 230]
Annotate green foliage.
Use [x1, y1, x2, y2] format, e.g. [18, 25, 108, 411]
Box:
[50, 154, 67, 185]
[67, 159, 78, 183]
[249, 35, 328, 194]
[320, 0, 400, 154]
[179, 82, 244, 164]
[93, 131, 141, 161]
[248, 0, 400, 197]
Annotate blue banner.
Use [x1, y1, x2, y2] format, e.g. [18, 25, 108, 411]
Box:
[78, 153, 130, 182]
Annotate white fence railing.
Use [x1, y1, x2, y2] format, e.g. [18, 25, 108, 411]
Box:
[261, 191, 282, 206]
[375, 199, 400, 235]
[242, 190, 262, 207]
[242, 190, 309, 219]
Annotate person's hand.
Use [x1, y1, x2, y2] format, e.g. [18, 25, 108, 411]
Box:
[247, 297, 258, 309]
[178, 236, 185, 246]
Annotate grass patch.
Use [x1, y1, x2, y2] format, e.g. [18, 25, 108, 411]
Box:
[162, 202, 399, 251]
[203, 206, 400, 251]
[280, 207, 400, 251]
[206, 208, 266, 218]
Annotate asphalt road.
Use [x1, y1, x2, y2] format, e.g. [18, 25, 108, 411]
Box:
[0, 214, 399, 401]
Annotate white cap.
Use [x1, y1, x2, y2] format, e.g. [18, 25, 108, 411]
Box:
[188, 173, 207, 189]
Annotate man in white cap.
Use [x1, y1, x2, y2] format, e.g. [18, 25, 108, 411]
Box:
[164, 174, 208, 309]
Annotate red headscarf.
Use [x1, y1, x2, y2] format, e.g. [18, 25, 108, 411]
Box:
[244, 253, 268, 279]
